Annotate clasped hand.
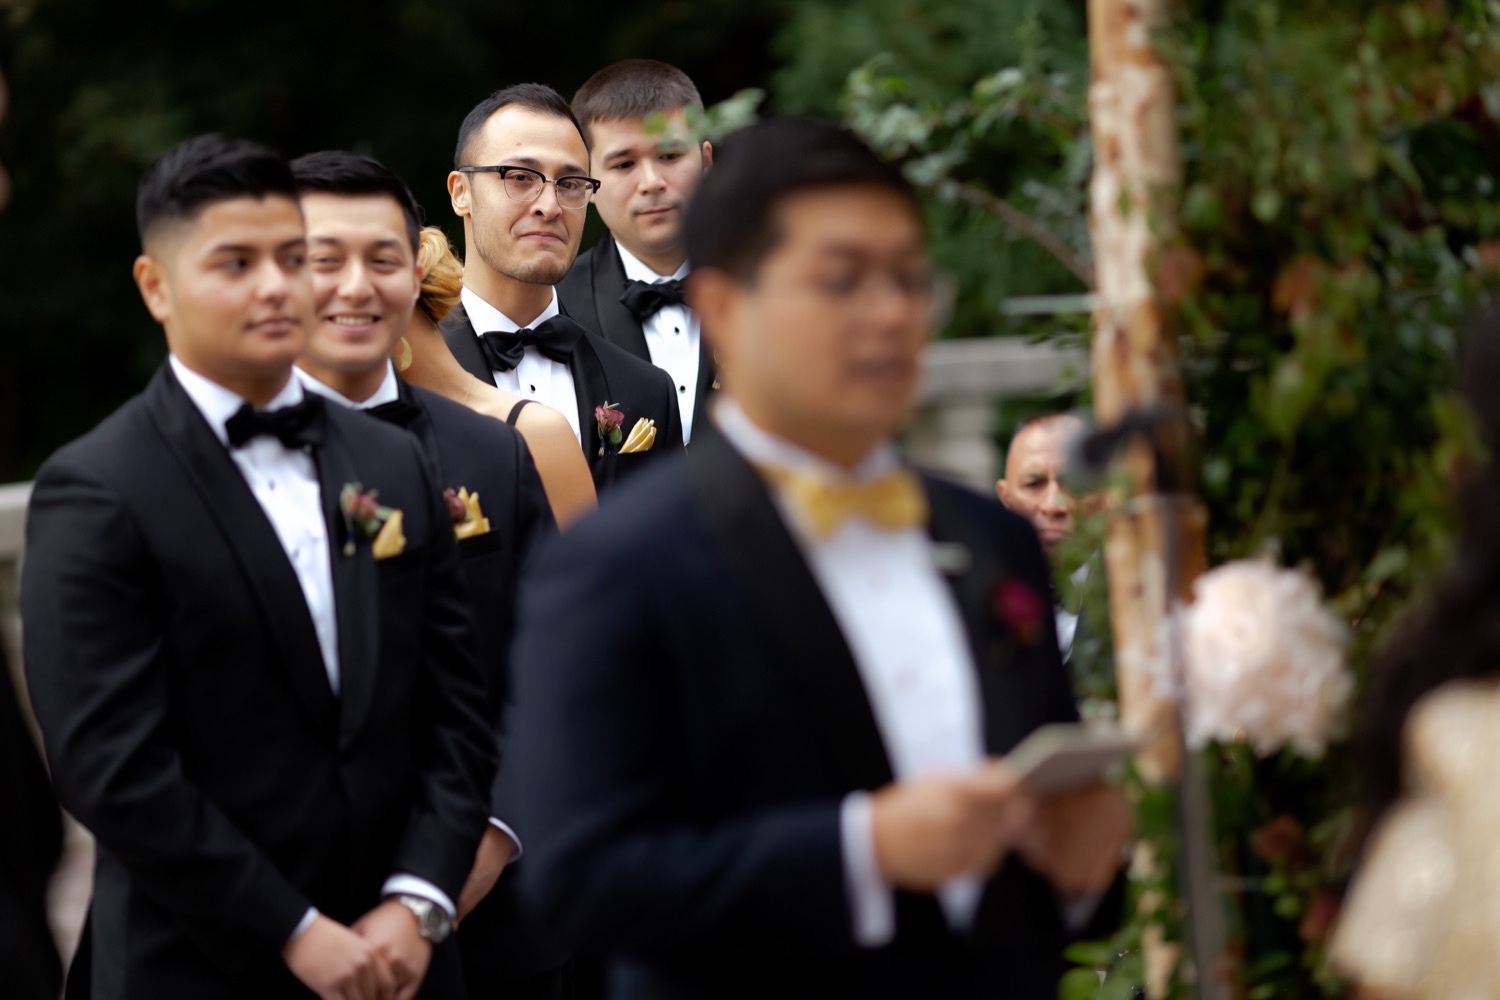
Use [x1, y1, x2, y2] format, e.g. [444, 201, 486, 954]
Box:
[282, 900, 433, 1000]
[870, 758, 1131, 894]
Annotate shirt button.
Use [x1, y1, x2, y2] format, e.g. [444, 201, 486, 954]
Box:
[674, 327, 681, 334]
[678, 385, 686, 393]
[529, 384, 537, 393]
[267, 480, 276, 491]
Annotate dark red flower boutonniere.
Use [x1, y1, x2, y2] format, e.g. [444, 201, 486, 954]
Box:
[992, 577, 1046, 646]
[340, 482, 405, 559]
[595, 402, 625, 457]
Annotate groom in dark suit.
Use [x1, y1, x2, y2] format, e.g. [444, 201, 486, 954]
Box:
[286, 149, 571, 998]
[508, 119, 1131, 1000]
[559, 60, 715, 443]
[441, 83, 683, 495]
[22, 136, 496, 1000]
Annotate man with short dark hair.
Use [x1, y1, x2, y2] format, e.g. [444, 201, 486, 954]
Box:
[560, 59, 715, 443]
[443, 83, 683, 493]
[288, 148, 567, 1000]
[22, 135, 496, 1000]
[509, 118, 1130, 999]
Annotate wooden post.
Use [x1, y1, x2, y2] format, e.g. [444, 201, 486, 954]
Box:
[1087, 0, 1214, 995]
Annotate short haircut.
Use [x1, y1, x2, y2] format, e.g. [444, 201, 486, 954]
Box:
[571, 59, 702, 144]
[289, 150, 421, 252]
[454, 82, 588, 169]
[135, 134, 296, 250]
[683, 117, 920, 283]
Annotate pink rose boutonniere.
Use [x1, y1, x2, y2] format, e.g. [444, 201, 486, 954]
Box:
[595, 402, 626, 457]
[992, 577, 1046, 646]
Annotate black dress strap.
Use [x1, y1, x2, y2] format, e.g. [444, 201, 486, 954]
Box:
[505, 398, 535, 426]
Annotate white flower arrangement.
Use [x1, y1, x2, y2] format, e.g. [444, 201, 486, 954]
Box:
[1152, 558, 1352, 758]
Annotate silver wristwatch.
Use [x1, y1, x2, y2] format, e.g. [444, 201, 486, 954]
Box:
[389, 893, 453, 944]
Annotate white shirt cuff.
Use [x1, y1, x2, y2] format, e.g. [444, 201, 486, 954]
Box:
[381, 875, 457, 920]
[840, 791, 895, 947]
[288, 906, 319, 943]
[488, 817, 523, 860]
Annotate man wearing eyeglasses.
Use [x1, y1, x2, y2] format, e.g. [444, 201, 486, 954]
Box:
[443, 83, 683, 494]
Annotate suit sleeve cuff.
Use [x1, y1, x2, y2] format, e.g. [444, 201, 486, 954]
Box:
[287, 907, 319, 943]
[381, 875, 457, 921]
[489, 817, 523, 860]
[840, 791, 895, 948]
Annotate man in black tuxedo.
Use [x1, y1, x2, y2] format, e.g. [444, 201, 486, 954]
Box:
[287, 150, 571, 998]
[559, 60, 715, 443]
[508, 119, 1131, 999]
[441, 83, 683, 494]
[22, 136, 496, 999]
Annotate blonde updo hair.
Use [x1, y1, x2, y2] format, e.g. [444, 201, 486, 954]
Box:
[416, 226, 464, 325]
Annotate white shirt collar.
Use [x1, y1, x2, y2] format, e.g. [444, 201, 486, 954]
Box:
[460, 286, 561, 335]
[169, 354, 303, 448]
[712, 397, 898, 484]
[294, 362, 401, 410]
[615, 242, 690, 284]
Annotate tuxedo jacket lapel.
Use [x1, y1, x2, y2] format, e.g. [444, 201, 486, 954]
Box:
[143, 368, 338, 732]
[441, 303, 492, 384]
[590, 236, 652, 359]
[559, 304, 616, 491]
[314, 419, 379, 752]
[922, 480, 1041, 757]
[685, 426, 893, 791]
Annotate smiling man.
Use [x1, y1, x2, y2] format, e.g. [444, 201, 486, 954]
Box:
[441, 83, 683, 494]
[559, 60, 715, 442]
[288, 149, 561, 1000]
[22, 135, 496, 1000]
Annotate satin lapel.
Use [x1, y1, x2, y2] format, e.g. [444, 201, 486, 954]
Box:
[314, 414, 380, 751]
[591, 236, 652, 360]
[440, 303, 492, 383]
[560, 309, 615, 491]
[143, 367, 338, 731]
[922, 478, 1033, 756]
[685, 427, 894, 790]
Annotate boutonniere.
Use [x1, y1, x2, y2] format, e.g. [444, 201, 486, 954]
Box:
[340, 482, 406, 559]
[444, 486, 491, 541]
[992, 577, 1046, 646]
[595, 402, 657, 456]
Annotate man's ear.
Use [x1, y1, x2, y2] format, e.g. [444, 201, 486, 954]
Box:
[134, 254, 172, 324]
[685, 267, 740, 372]
[447, 171, 471, 218]
[996, 479, 1012, 506]
[700, 140, 714, 173]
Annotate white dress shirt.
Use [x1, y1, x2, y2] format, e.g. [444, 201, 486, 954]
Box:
[171, 356, 456, 935]
[714, 399, 987, 947]
[616, 244, 701, 443]
[462, 286, 581, 445]
[295, 362, 526, 862]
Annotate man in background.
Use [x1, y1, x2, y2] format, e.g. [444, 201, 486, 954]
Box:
[560, 59, 715, 443]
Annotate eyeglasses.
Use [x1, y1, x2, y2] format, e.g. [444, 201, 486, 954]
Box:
[456, 165, 601, 211]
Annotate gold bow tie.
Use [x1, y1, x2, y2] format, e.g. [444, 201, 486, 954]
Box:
[758, 465, 928, 538]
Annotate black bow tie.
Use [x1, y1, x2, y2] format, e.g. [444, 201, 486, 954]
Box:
[478, 316, 584, 372]
[364, 398, 422, 428]
[225, 396, 324, 451]
[619, 278, 686, 323]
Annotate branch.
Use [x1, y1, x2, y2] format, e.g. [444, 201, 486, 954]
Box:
[949, 180, 1095, 290]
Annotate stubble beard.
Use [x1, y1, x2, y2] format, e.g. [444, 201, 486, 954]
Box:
[473, 224, 572, 287]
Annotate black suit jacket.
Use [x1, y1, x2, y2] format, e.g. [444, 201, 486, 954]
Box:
[507, 427, 1081, 1000]
[22, 365, 496, 999]
[441, 299, 683, 494]
[382, 380, 568, 984]
[557, 234, 716, 434]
